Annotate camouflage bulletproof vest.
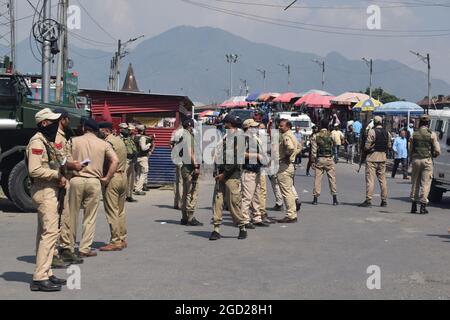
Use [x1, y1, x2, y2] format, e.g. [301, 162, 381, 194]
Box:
[123, 137, 138, 157]
[316, 132, 333, 157]
[412, 127, 433, 159]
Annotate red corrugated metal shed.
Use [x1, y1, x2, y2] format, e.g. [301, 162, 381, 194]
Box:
[79, 89, 193, 117]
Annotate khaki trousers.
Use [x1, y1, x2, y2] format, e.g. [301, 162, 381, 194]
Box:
[277, 163, 297, 220]
[126, 159, 136, 198]
[213, 175, 245, 227]
[62, 177, 101, 254]
[174, 164, 183, 208]
[32, 185, 58, 281]
[134, 156, 149, 192]
[103, 172, 127, 244]
[260, 173, 267, 218]
[241, 170, 262, 224]
[269, 175, 284, 206]
[313, 157, 337, 197]
[181, 166, 199, 220]
[410, 158, 433, 204]
[366, 161, 388, 202]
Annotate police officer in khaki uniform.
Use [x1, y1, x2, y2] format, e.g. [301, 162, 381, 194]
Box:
[119, 123, 139, 203]
[277, 119, 300, 223]
[98, 122, 129, 251]
[210, 115, 248, 240]
[134, 125, 155, 195]
[51, 108, 72, 269]
[409, 114, 441, 214]
[28, 109, 68, 292]
[171, 125, 184, 210]
[241, 119, 270, 227]
[60, 118, 118, 259]
[311, 119, 339, 206]
[359, 116, 392, 208]
[180, 119, 203, 226]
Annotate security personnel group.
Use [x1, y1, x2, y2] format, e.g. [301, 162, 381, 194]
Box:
[27, 108, 441, 292]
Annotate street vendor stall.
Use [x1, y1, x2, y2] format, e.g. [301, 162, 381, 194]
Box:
[373, 101, 425, 132]
[294, 93, 335, 124]
[352, 98, 383, 126]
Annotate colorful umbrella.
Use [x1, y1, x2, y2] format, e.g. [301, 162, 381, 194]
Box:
[353, 98, 383, 112]
[331, 92, 370, 106]
[246, 93, 261, 102]
[294, 93, 335, 108]
[199, 110, 219, 117]
[373, 101, 424, 116]
[257, 93, 280, 102]
[272, 92, 301, 103]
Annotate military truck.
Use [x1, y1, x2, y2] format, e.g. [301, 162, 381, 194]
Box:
[0, 72, 88, 212]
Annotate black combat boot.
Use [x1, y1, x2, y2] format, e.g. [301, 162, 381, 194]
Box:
[358, 200, 372, 208]
[312, 197, 318, 205]
[333, 195, 339, 206]
[411, 202, 418, 214]
[420, 204, 429, 215]
[296, 200, 302, 212]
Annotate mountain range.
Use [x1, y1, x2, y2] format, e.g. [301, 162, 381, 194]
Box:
[6, 25, 450, 103]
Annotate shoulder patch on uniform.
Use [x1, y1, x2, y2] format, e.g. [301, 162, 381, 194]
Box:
[54, 143, 63, 150]
[32, 149, 44, 155]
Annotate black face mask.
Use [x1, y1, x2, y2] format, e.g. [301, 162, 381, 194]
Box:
[38, 121, 60, 143]
[121, 129, 130, 137]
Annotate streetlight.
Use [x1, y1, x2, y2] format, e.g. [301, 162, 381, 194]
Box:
[257, 68, 267, 92]
[362, 57, 373, 99]
[312, 59, 325, 90]
[279, 63, 291, 91]
[226, 54, 239, 98]
[410, 50, 431, 114]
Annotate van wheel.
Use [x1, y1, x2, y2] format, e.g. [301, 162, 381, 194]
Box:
[8, 161, 36, 212]
[428, 182, 444, 203]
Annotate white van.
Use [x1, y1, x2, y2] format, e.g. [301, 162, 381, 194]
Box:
[275, 112, 315, 152]
[429, 109, 450, 203]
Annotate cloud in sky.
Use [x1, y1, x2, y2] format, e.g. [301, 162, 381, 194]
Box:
[12, 0, 450, 83]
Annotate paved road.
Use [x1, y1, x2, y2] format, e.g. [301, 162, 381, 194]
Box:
[0, 163, 449, 300]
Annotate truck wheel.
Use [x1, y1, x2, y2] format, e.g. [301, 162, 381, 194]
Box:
[428, 181, 444, 203]
[1, 170, 11, 200]
[8, 161, 36, 212]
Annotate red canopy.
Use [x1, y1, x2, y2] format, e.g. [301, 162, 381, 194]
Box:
[294, 93, 334, 109]
[272, 92, 299, 103]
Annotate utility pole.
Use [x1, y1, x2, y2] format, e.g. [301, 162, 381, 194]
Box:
[42, 0, 52, 103]
[240, 79, 249, 96]
[226, 54, 238, 98]
[362, 57, 373, 99]
[55, 0, 68, 103]
[257, 68, 266, 92]
[9, 0, 15, 71]
[279, 63, 291, 91]
[110, 35, 144, 91]
[410, 50, 431, 114]
[312, 59, 325, 90]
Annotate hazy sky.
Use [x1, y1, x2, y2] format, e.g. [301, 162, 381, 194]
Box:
[9, 0, 450, 83]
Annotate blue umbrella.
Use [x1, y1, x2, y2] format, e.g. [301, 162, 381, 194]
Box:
[246, 93, 261, 102]
[373, 101, 424, 116]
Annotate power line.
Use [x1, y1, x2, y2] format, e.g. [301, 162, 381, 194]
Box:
[181, 0, 450, 37]
[75, 0, 117, 41]
[206, 0, 450, 9]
